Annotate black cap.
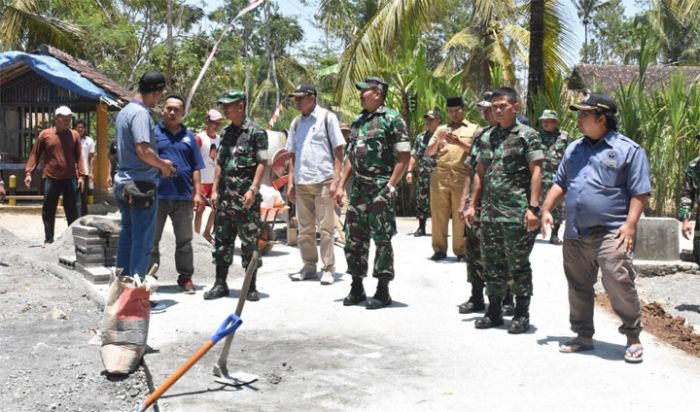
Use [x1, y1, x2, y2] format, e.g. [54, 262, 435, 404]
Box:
[139, 71, 166, 93]
[570, 93, 617, 114]
[288, 83, 317, 97]
[446, 96, 465, 107]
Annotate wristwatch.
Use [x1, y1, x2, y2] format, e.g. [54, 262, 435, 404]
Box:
[249, 185, 260, 195]
[527, 205, 541, 215]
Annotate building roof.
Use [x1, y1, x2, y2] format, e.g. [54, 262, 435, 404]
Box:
[34, 45, 132, 102]
[569, 64, 700, 94]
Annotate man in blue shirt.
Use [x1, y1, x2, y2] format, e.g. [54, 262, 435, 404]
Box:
[541, 93, 651, 363]
[114, 71, 175, 284]
[148, 95, 205, 294]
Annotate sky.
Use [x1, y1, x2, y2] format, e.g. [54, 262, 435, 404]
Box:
[194, 0, 644, 66]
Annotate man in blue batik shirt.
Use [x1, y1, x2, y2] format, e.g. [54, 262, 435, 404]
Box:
[148, 95, 206, 294]
[541, 93, 651, 364]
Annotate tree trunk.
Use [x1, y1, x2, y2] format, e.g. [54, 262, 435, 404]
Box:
[527, 0, 545, 115]
[166, 0, 174, 86]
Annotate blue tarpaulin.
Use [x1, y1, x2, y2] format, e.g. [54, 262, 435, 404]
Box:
[0, 51, 120, 106]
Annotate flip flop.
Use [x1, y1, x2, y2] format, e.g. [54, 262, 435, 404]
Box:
[624, 343, 644, 363]
[559, 339, 594, 353]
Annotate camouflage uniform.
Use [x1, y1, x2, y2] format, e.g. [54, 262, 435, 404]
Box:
[540, 129, 569, 223]
[679, 156, 700, 265]
[213, 118, 268, 273]
[345, 105, 411, 280]
[477, 122, 544, 297]
[411, 130, 436, 220]
[464, 126, 493, 284]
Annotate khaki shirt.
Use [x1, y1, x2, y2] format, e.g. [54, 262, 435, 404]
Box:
[429, 120, 480, 175]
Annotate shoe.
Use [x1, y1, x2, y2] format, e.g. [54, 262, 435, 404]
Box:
[150, 300, 167, 314]
[343, 276, 366, 306]
[456, 255, 467, 262]
[475, 296, 504, 329]
[177, 278, 196, 294]
[507, 297, 530, 334]
[366, 279, 392, 310]
[246, 289, 260, 301]
[320, 270, 334, 285]
[291, 266, 317, 281]
[430, 252, 447, 261]
[458, 298, 485, 314]
[414, 219, 426, 237]
[203, 283, 229, 300]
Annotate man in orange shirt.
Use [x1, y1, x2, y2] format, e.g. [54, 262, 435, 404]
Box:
[25, 106, 85, 244]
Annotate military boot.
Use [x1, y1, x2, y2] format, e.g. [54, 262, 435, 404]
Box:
[508, 297, 531, 334]
[246, 272, 260, 302]
[414, 218, 426, 237]
[502, 290, 515, 317]
[343, 276, 367, 306]
[458, 279, 485, 314]
[475, 296, 504, 329]
[366, 278, 392, 310]
[204, 265, 230, 300]
[550, 223, 563, 245]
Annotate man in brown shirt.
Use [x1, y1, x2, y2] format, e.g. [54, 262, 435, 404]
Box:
[425, 96, 479, 261]
[25, 106, 85, 244]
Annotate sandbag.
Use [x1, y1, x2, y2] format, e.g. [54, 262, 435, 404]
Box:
[100, 274, 150, 375]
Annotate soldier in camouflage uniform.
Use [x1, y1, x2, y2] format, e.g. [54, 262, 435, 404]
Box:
[680, 133, 700, 266]
[538, 109, 569, 245]
[458, 93, 496, 314]
[406, 110, 440, 237]
[204, 90, 268, 301]
[464, 87, 544, 334]
[334, 76, 411, 310]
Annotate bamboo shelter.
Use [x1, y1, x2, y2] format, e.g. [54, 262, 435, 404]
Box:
[0, 45, 131, 195]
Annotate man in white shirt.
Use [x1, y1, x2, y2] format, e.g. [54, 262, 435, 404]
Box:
[75, 119, 95, 216]
[194, 109, 223, 243]
[286, 83, 345, 284]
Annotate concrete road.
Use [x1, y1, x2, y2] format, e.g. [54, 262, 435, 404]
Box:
[104, 218, 698, 412]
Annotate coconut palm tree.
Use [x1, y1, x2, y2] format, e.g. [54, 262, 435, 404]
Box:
[572, 0, 614, 63]
[0, 0, 85, 51]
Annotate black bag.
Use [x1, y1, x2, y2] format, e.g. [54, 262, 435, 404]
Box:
[122, 181, 156, 208]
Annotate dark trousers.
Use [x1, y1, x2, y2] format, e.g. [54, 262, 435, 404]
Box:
[43, 177, 79, 243]
[149, 200, 195, 280]
[79, 176, 90, 216]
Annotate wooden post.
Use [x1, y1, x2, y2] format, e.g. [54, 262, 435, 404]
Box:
[95, 103, 109, 191]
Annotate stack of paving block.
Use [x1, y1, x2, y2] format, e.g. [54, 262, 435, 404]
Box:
[69, 215, 122, 284]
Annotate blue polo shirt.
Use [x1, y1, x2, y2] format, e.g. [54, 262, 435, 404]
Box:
[554, 129, 651, 240]
[155, 123, 205, 201]
[114, 101, 159, 189]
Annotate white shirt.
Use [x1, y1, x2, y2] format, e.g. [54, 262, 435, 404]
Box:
[80, 135, 96, 176]
[285, 105, 345, 185]
[196, 131, 219, 184]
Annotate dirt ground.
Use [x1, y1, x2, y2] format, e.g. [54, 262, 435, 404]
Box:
[0, 221, 150, 412]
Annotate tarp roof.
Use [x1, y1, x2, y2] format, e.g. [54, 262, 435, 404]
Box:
[0, 49, 123, 107]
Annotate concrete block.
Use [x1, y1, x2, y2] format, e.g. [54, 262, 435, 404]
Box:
[72, 224, 100, 237]
[73, 235, 107, 247]
[635, 217, 679, 261]
[681, 248, 695, 262]
[75, 244, 106, 255]
[58, 255, 77, 270]
[75, 263, 111, 284]
[76, 250, 107, 265]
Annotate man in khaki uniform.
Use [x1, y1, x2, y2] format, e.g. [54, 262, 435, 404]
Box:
[426, 96, 480, 261]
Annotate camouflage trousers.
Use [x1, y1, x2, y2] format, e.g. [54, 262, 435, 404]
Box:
[465, 219, 483, 283]
[480, 222, 537, 297]
[344, 179, 397, 280]
[212, 192, 262, 271]
[694, 218, 700, 266]
[415, 167, 432, 220]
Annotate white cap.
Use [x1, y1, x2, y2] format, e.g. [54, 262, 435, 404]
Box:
[55, 106, 72, 116]
[206, 109, 223, 122]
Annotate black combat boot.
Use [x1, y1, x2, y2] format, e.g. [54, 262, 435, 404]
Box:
[343, 276, 367, 306]
[475, 296, 504, 329]
[204, 265, 230, 300]
[246, 272, 260, 301]
[502, 290, 515, 317]
[508, 297, 531, 334]
[366, 278, 392, 310]
[414, 218, 426, 237]
[550, 223, 562, 245]
[458, 279, 485, 314]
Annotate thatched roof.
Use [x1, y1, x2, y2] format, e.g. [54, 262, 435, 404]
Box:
[569, 64, 700, 94]
[34, 44, 132, 103]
